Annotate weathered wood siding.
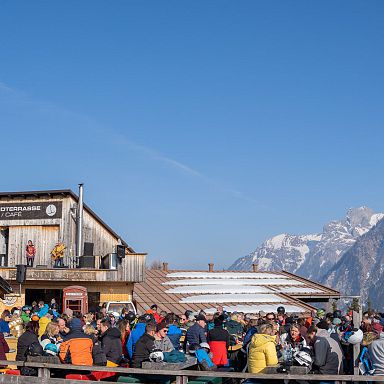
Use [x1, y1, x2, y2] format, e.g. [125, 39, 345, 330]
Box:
[0, 194, 146, 281]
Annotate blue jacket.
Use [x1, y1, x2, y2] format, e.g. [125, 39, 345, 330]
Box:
[167, 324, 182, 350]
[185, 323, 206, 351]
[127, 322, 146, 359]
[37, 304, 49, 318]
[0, 320, 10, 334]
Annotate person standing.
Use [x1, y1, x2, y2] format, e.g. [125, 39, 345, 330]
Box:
[51, 241, 66, 268]
[26, 240, 36, 267]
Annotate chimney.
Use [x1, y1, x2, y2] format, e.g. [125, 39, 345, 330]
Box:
[252, 263, 258, 272]
[162, 262, 169, 272]
[76, 183, 84, 257]
[208, 263, 214, 272]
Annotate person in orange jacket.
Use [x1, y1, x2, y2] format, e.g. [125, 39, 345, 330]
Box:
[146, 304, 162, 324]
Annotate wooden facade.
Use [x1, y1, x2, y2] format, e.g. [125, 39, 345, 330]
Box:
[0, 190, 146, 311]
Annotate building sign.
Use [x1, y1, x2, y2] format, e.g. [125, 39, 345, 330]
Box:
[0, 201, 62, 220]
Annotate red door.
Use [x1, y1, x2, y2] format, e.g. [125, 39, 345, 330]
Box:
[62, 285, 88, 314]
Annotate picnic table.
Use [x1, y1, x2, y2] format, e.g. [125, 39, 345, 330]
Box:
[141, 355, 197, 371]
[261, 364, 310, 375]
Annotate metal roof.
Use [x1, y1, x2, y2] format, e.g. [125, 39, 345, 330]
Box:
[133, 268, 339, 315]
[0, 189, 135, 252]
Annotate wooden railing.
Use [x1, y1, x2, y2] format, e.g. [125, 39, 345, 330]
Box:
[0, 360, 384, 383]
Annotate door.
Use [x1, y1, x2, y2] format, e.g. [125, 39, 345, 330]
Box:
[0, 228, 9, 266]
[62, 286, 88, 314]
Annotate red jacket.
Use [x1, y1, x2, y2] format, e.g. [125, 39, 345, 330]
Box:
[0, 333, 9, 364]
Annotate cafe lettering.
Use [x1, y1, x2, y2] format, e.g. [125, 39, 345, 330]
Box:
[0, 201, 62, 220]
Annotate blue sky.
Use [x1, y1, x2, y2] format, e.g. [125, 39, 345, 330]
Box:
[1, 1, 383, 269]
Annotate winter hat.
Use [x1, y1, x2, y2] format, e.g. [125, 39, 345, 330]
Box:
[69, 318, 82, 330]
[195, 314, 206, 322]
[214, 316, 224, 326]
[333, 318, 342, 326]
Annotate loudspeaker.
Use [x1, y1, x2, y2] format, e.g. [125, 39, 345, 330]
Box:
[16, 264, 27, 284]
[79, 255, 95, 268]
[84, 242, 94, 256]
[116, 245, 126, 259]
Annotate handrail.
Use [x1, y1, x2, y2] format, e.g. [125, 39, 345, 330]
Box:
[1, 360, 384, 382]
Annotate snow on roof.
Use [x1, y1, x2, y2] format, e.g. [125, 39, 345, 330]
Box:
[204, 304, 308, 314]
[165, 285, 273, 294]
[274, 287, 324, 294]
[180, 293, 284, 303]
[163, 278, 305, 286]
[166, 272, 281, 279]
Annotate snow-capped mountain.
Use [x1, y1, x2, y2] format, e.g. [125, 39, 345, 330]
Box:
[229, 207, 384, 283]
[323, 217, 384, 310]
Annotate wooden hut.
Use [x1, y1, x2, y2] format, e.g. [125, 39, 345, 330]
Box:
[0, 189, 146, 312]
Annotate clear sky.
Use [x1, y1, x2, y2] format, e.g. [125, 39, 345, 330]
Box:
[1, 1, 383, 269]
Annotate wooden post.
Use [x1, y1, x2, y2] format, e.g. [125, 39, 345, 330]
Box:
[38, 366, 50, 379]
[352, 308, 362, 375]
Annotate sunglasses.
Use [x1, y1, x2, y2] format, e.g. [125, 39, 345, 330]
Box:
[162, 329, 168, 333]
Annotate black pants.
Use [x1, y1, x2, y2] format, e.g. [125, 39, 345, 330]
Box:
[26, 258, 34, 267]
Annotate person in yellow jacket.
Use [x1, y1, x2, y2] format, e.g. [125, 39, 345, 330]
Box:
[248, 323, 278, 373]
[38, 312, 54, 337]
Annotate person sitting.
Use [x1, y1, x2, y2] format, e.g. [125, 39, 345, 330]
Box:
[165, 314, 182, 350]
[185, 314, 207, 353]
[0, 310, 11, 336]
[207, 315, 230, 366]
[39, 311, 54, 337]
[279, 323, 307, 352]
[224, 313, 243, 341]
[131, 322, 156, 368]
[83, 324, 107, 366]
[306, 323, 343, 376]
[154, 322, 174, 352]
[248, 323, 278, 373]
[0, 327, 9, 368]
[40, 321, 61, 355]
[99, 318, 123, 366]
[59, 317, 94, 366]
[16, 321, 40, 375]
[117, 319, 131, 359]
[127, 315, 150, 360]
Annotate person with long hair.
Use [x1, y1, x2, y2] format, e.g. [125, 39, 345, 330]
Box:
[0, 310, 11, 336]
[118, 319, 130, 359]
[40, 322, 60, 354]
[26, 240, 36, 267]
[16, 321, 40, 375]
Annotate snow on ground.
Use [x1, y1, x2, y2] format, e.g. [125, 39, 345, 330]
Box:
[180, 293, 284, 303]
[163, 278, 305, 286]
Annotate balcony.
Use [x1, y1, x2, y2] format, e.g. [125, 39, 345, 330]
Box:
[0, 253, 146, 283]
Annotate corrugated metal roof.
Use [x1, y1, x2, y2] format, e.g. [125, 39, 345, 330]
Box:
[133, 268, 338, 315]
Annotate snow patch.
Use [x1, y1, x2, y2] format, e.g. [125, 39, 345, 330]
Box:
[163, 278, 305, 286]
[166, 272, 281, 279]
[180, 293, 284, 303]
[166, 285, 273, 294]
[204, 304, 308, 314]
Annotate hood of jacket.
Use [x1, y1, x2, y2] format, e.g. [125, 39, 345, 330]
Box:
[316, 328, 331, 339]
[252, 333, 276, 348]
[101, 326, 121, 340]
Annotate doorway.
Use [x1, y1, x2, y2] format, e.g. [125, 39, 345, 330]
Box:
[0, 228, 9, 267]
[25, 288, 62, 309]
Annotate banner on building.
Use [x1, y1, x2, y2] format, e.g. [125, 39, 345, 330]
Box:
[0, 201, 62, 220]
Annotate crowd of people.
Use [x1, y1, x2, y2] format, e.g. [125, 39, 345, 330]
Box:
[0, 300, 384, 383]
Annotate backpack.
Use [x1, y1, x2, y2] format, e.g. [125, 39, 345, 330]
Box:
[163, 350, 187, 363]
